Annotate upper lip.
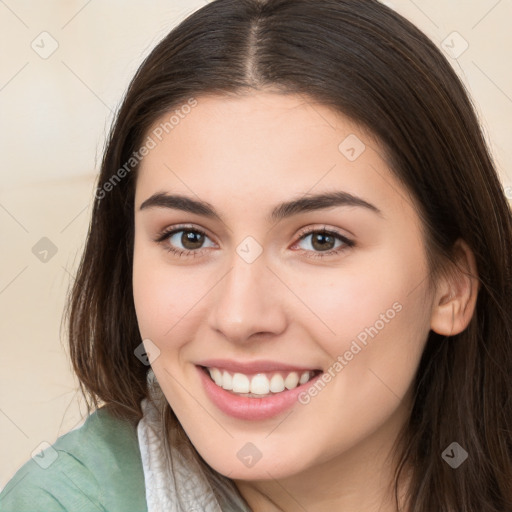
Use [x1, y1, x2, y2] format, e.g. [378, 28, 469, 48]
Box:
[197, 359, 321, 374]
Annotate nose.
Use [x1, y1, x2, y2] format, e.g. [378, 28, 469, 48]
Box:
[207, 250, 287, 344]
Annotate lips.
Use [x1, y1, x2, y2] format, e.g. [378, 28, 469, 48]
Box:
[197, 358, 321, 374]
[195, 359, 324, 420]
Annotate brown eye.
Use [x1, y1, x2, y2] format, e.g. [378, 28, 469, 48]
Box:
[155, 226, 216, 256]
[309, 231, 337, 251]
[294, 228, 355, 260]
[178, 230, 206, 250]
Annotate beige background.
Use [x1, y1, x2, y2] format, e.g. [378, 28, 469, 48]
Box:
[1, 0, 511, 489]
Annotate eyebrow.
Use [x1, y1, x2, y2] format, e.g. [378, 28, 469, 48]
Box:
[138, 190, 383, 223]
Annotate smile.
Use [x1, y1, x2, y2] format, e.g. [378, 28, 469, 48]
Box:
[204, 367, 321, 397]
[196, 361, 324, 420]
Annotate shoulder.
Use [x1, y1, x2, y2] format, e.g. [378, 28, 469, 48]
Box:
[0, 406, 148, 512]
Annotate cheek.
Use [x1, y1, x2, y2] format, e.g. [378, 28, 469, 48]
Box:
[132, 239, 181, 339]
[295, 246, 424, 340]
[297, 241, 431, 382]
[132, 242, 214, 347]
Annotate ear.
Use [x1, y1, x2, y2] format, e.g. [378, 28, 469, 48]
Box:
[430, 238, 480, 336]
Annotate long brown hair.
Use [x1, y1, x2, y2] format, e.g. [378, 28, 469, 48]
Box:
[63, 0, 512, 510]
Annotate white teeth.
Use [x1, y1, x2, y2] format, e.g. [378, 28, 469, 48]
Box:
[284, 372, 299, 390]
[222, 371, 232, 390]
[269, 374, 285, 393]
[232, 373, 250, 393]
[210, 368, 223, 387]
[250, 374, 270, 395]
[207, 367, 317, 395]
[299, 371, 310, 385]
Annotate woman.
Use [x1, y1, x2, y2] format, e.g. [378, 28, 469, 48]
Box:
[1, 0, 511, 510]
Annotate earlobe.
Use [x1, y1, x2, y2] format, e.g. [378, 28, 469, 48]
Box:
[430, 239, 480, 337]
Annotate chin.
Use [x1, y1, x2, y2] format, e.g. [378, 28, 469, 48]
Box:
[193, 437, 313, 482]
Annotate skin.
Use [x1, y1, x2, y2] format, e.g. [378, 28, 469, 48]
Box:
[132, 90, 479, 512]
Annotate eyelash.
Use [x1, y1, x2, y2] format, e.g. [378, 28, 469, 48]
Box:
[154, 224, 355, 260]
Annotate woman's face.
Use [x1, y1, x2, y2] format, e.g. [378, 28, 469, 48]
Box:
[132, 91, 435, 483]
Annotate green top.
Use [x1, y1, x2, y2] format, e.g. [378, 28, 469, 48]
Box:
[0, 406, 148, 512]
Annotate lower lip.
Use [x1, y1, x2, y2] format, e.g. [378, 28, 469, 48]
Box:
[197, 366, 322, 421]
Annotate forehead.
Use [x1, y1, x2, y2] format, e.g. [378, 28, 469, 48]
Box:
[134, 91, 413, 220]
